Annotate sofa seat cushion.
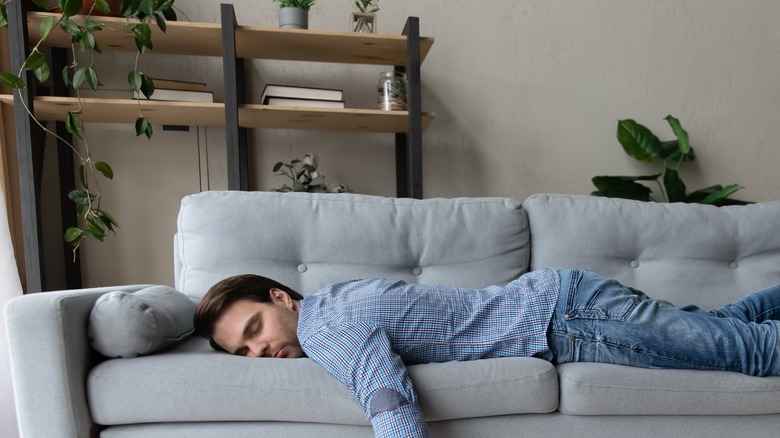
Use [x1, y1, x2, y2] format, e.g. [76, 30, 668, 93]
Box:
[87, 337, 559, 426]
[558, 362, 780, 416]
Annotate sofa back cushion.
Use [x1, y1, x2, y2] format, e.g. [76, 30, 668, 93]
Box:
[175, 192, 530, 301]
[524, 193, 780, 308]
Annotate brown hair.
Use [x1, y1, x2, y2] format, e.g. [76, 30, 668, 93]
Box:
[194, 274, 304, 351]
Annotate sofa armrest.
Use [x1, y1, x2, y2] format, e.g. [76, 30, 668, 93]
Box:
[5, 285, 154, 438]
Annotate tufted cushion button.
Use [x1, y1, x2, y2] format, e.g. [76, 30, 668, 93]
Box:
[630, 260, 639, 268]
[730, 261, 739, 269]
[297, 264, 308, 273]
[412, 267, 423, 276]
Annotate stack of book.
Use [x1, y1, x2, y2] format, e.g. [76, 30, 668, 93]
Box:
[260, 84, 345, 109]
[148, 78, 214, 103]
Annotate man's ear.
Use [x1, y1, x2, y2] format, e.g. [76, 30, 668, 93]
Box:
[269, 288, 293, 307]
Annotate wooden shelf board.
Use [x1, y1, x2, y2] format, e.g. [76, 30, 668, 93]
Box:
[1, 95, 226, 126]
[234, 26, 433, 65]
[239, 104, 435, 132]
[28, 12, 433, 65]
[27, 13, 224, 57]
[0, 95, 435, 133]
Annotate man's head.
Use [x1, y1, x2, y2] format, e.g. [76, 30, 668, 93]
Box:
[194, 274, 306, 358]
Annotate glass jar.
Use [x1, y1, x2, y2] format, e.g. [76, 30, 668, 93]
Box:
[377, 71, 408, 111]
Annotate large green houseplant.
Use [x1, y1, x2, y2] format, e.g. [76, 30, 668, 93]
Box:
[0, 0, 176, 252]
[591, 115, 747, 206]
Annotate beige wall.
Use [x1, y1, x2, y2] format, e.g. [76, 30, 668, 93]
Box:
[16, 0, 780, 288]
[227, 0, 780, 203]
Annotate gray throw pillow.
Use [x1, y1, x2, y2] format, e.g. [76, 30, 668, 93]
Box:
[89, 285, 196, 358]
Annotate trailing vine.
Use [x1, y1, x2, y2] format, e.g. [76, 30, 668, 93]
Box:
[0, 0, 176, 255]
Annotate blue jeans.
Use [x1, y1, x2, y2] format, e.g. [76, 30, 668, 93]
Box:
[548, 270, 780, 376]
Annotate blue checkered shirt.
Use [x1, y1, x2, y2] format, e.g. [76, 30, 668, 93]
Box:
[297, 269, 561, 438]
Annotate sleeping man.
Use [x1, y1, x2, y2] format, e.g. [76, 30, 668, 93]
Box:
[194, 269, 780, 438]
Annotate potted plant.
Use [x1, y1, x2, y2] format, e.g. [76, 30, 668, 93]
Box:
[272, 0, 315, 30]
[271, 154, 351, 193]
[0, 0, 177, 252]
[590, 115, 747, 205]
[352, 0, 378, 33]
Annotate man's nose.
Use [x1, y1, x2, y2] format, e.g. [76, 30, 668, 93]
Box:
[246, 340, 268, 358]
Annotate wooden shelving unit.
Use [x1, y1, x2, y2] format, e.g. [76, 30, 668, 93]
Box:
[7, 4, 435, 291]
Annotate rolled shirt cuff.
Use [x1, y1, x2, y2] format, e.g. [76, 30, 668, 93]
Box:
[370, 402, 430, 438]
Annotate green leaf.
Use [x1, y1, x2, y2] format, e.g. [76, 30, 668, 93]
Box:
[95, 0, 111, 14]
[131, 23, 153, 53]
[662, 168, 687, 203]
[310, 177, 324, 187]
[273, 162, 284, 172]
[140, 73, 155, 99]
[98, 209, 119, 229]
[80, 29, 97, 52]
[0, 4, 8, 28]
[591, 175, 657, 201]
[64, 227, 84, 244]
[68, 189, 93, 206]
[121, 0, 141, 17]
[128, 70, 142, 92]
[84, 218, 106, 242]
[59, 0, 84, 17]
[61, 65, 71, 88]
[40, 15, 55, 39]
[697, 184, 744, 205]
[616, 119, 661, 163]
[94, 161, 114, 179]
[76, 204, 90, 218]
[162, 7, 177, 21]
[59, 17, 81, 38]
[65, 111, 84, 138]
[30, 0, 50, 10]
[85, 67, 99, 90]
[140, 0, 155, 15]
[154, 12, 167, 32]
[23, 51, 46, 71]
[135, 117, 153, 138]
[0, 73, 25, 89]
[33, 62, 50, 83]
[73, 67, 87, 88]
[664, 115, 690, 158]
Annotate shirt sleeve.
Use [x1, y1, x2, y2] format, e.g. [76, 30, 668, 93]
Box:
[301, 322, 430, 438]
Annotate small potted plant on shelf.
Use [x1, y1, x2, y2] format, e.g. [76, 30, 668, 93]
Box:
[0, 0, 177, 253]
[272, 0, 315, 29]
[271, 154, 351, 193]
[351, 0, 378, 33]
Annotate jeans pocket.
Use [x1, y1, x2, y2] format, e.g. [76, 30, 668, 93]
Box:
[565, 280, 640, 322]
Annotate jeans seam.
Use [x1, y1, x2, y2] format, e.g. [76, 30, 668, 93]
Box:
[565, 332, 730, 370]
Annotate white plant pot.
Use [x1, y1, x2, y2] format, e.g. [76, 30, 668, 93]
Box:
[278, 7, 309, 29]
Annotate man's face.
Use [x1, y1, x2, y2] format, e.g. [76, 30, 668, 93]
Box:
[212, 289, 305, 359]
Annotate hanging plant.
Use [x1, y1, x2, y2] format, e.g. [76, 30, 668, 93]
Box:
[0, 0, 177, 254]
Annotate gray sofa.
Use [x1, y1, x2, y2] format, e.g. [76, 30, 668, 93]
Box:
[6, 192, 780, 437]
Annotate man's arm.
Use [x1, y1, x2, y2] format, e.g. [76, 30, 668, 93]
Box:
[302, 322, 430, 438]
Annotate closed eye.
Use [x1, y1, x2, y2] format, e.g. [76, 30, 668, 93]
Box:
[234, 313, 262, 356]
